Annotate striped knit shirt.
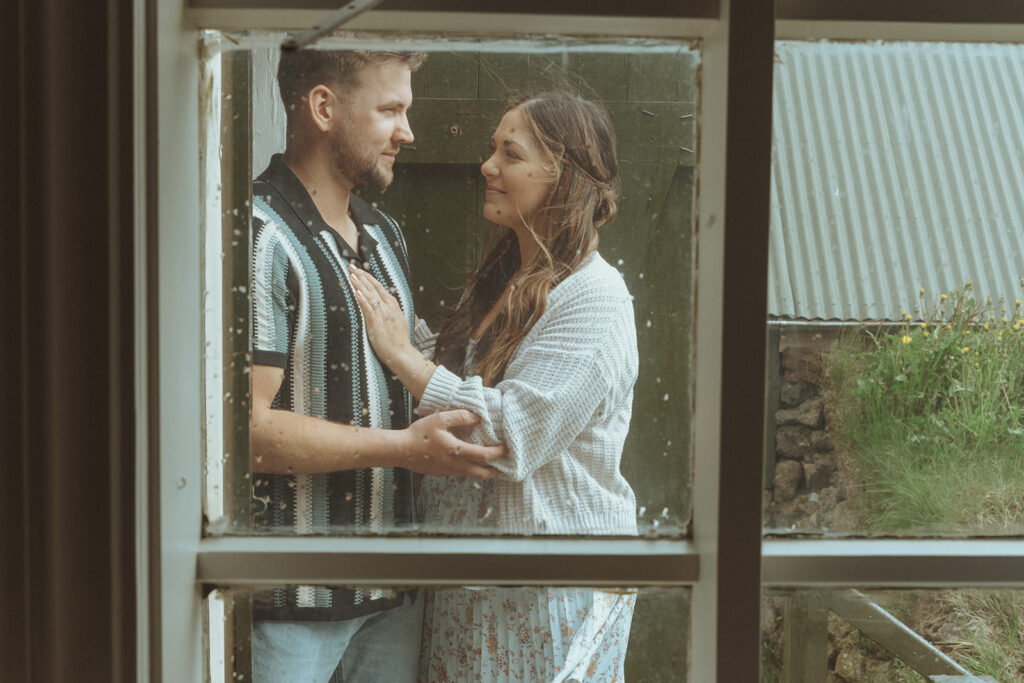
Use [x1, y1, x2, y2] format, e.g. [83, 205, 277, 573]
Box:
[249, 154, 416, 620]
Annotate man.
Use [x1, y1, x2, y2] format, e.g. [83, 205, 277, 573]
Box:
[248, 47, 500, 682]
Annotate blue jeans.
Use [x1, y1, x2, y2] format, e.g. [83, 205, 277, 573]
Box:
[252, 592, 423, 683]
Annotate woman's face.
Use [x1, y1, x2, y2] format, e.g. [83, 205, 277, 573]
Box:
[480, 107, 554, 233]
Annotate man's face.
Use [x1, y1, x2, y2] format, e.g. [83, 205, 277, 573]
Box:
[330, 60, 414, 192]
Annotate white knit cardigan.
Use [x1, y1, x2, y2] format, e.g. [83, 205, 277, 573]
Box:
[414, 252, 639, 535]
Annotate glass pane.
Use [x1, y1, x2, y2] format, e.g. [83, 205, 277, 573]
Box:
[200, 32, 700, 537]
[205, 584, 690, 682]
[761, 588, 1022, 682]
[763, 40, 1024, 536]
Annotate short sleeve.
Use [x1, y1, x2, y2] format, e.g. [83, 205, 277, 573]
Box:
[250, 213, 291, 368]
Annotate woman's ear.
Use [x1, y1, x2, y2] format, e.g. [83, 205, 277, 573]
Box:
[305, 84, 335, 133]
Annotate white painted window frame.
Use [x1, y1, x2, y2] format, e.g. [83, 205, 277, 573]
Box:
[142, 3, 1024, 682]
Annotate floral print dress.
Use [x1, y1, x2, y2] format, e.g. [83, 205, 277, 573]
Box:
[417, 345, 636, 683]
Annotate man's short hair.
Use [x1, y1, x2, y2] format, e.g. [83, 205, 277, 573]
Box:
[277, 48, 426, 118]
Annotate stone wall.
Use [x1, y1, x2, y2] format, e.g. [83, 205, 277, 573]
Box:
[764, 332, 857, 532]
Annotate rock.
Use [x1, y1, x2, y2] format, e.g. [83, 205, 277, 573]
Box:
[776, 425, 816, 460]
[773, 460, 804, 501]
[807, 450, 838, 475]
[811, 429, 834, 451]
[781, 347, 823, 383]
[935, 622, 965, 643]
[776, 398, 825, 429]
[780, 380, 812, 408]
[804, 463, 832, 490]
[817, 486, 842, 509]
[834, 647, 865, 681]
[822, 500, 859, 532]
[770, 494, 817, 528]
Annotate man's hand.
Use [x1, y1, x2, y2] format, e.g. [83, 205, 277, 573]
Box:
[400, 410, 504, 479]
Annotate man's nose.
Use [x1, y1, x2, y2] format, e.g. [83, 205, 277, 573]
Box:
[395, 114, 414, 144]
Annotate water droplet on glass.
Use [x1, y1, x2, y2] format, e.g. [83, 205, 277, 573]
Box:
[646, 320, 652, 328]
[176, 477, 187, 489]
[663, 393, 670, 401]
[617, 259, 624, 265]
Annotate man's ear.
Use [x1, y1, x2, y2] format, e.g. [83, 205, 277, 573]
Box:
[306, 84, 335, 133]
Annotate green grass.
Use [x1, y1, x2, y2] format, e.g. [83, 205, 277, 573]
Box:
[945, 590, 1024, 682]
[825, 282, 1024, 534]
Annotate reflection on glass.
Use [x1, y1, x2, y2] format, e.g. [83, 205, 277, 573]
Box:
[764, 40, 1024, 536]
[205, 585, 689, 682]
[762, 588, 1022, 682]
[200, 33, 699, 537]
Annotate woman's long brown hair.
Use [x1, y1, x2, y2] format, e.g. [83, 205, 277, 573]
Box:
[434, 92, 621, 385]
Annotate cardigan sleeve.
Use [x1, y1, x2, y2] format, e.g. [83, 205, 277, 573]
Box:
[418, 271, 636, 481]
[411, 318, 437, 358]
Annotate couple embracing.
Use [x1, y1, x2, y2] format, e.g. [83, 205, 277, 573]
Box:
[249, 45, 638, 682]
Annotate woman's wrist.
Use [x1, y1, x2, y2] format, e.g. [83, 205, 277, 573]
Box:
[389, 345, 436, 400]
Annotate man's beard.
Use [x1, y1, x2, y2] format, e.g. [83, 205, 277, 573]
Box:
[331, 123, 392, 193]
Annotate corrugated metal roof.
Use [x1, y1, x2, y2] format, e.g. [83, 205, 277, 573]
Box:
[769, 41, 1024, 321]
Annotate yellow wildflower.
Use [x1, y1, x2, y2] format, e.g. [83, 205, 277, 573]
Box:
[961, 347, 970, 354]
[1016, 299, 1022, 306]
[901, 335, 913, 345]
[940, 293, 948, 300]
[920, 322, 928, 329]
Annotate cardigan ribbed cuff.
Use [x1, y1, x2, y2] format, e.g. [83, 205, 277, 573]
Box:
[418, 364, 463, 416]
[411, 319, 437, 354]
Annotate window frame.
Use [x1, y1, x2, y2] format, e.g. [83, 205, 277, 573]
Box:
[143, 3, 1024, 682]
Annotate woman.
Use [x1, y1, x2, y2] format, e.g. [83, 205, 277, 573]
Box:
[349, 91, 638, 681]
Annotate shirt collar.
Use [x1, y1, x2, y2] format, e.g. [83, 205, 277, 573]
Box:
[258, 153, 380, 261]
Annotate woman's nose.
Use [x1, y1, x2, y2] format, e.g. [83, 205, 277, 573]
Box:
[480, 154, 497, 178]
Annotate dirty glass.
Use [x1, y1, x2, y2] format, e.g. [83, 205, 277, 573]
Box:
[761, 588, 1022, 682]
[200, 32, 699, 537]
[205, 584, 690, 683]
[762, 40, 1024, 537]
